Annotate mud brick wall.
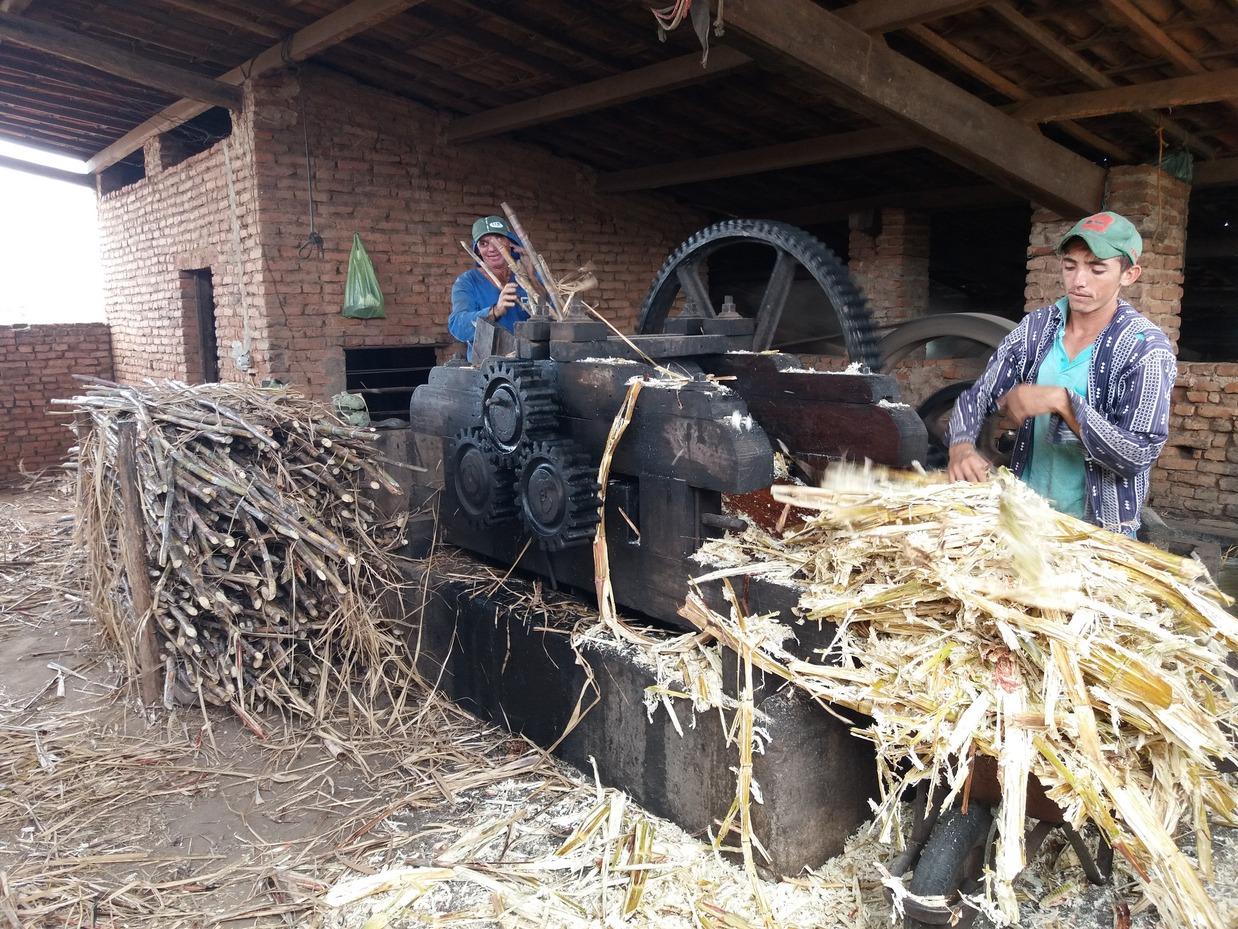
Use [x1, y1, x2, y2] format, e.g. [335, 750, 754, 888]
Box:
[1149, 361, 1238, 528]
[248, 67, 706, 398]
[847, 208, 930, 330]
[97, 89, 271, 386]
[0, 324, 113, 483]
[96, 67, 705, 398]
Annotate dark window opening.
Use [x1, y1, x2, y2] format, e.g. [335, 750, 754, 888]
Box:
[180, 269, 219, 382]
[1181, 185, 1238, 362]
[928, 204, 1031, 320]
[98, 154, 145, 195]
[345, 346, 438, 424]
[162, 108, 233, 167]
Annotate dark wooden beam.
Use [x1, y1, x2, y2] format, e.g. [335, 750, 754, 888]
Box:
[0, 10, 243, 110]
[988, 0, 1217, 157]
[596, 127, 911, 192]
[87, 0, 429, 172]
[1195, 157, 1238, 188]
[772, 184, 1021, 225]
[0, 151, 92, 185]
[446, 47, 752, 144]
[693, 0, 1104, 215]
[834, 0, 990, 33]
[904, 23, 1132, 161]
[1009, 67, 1238, 122]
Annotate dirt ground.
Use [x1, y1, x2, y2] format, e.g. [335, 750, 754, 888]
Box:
[0, 482, 1233, 928]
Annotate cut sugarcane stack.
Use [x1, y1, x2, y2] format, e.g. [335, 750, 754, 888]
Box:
[688, 465, 1237, 929]
[64, 379, 408, 731]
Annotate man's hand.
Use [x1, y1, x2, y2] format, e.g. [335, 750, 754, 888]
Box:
[947, 443, 990, 483]
[490, 282, 519, 320]
[997, 384, 1070, 429]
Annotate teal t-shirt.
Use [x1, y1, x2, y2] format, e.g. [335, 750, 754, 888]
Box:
[1024, 319, 1091, 519]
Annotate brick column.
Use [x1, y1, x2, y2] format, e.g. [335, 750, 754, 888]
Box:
[1024, 165, 1189, 348]
[847, 208, 929, 329]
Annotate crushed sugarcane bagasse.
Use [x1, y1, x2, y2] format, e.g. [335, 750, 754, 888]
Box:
[1, 465, 1233, 926]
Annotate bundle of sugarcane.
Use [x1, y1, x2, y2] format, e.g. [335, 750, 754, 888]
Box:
[688, 466, 1237, 929]
[62, 379, 409, 732]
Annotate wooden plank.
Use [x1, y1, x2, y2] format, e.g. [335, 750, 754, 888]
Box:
[596, 127, 910, 192]
[1009, 67, 1238, 122]
[1195, 157, 1238, 188]
[988, 0, 1217, 158]
[116, 422, 160, 706]
[904, 24, 1133, 162]
[0, 151, 93, 185]
[834, 0, 991, 33]
[445, 47, 752, 144]
[86, 0, 429, 173]
[0, 11, 242, 110]
[692, 0, 1104, 216]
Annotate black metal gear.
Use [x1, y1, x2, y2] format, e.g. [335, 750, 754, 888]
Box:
[447, 427, 517, 527]
[477, 359, 560, 466]
[516, 438, 602, 551]
[636, 219, 882, 369]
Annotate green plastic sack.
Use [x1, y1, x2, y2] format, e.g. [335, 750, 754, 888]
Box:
[343, 233, 385, 319]
[332, 390, 371, 427]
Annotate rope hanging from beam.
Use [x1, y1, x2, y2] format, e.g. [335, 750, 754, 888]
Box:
[650, 0, 725, 64]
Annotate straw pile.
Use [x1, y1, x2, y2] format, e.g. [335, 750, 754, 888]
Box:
[63, 379, 410, 732]
[688, 466, 1237, 929]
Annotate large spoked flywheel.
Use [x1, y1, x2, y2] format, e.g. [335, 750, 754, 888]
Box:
[636, 220, 882, 369]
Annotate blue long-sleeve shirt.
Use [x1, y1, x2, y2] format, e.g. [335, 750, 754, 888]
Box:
[449, 268, 530, 359]
[947, 298, 1176, 533]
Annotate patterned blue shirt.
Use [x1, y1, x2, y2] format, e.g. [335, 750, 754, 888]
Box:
[947, 298, 1176, 533]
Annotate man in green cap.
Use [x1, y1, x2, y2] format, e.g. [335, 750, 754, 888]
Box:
[946, 210, 1177, 535]
[448, 215, 530, 359]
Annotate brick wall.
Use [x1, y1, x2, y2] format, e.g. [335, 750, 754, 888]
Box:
[97, 88, 273, 386]
[847, 208, 929, 329]
[1149, 361, 1238, 529]
[248, 67, 706, 397]
[97, 67, 706, 398]
[0, 324, 113, 483]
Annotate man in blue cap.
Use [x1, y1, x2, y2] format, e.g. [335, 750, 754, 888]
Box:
[449, 215, 530, 359]
[946, 210, 1177, 535]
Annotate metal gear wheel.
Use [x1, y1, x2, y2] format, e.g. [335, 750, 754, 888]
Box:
[516, 438, 602, 551]
[447, 427, 517, 527]
[477, 359, 560, 465]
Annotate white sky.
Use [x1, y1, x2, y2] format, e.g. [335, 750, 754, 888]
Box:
[0, 139, 104, 324]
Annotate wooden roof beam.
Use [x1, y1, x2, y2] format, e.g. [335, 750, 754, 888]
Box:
[0, 151, 92, 186]
[0, 10, 243, 110]
[1009, 67, 1238, 122]
[86, 0, 429, 173]
[445, 47, 752, 144]
[684, 0, 1104, 216]
[833, 0, 991, 33]
[904, 24, 1132, 161]
[988, 1, 1217, 157]
[596, 127, 912, 192]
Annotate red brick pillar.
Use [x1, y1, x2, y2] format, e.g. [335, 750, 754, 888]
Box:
[1024, 165, 1189, 349]
[847, 208, 929, 329]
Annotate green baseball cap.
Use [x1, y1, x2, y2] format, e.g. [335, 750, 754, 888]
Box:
[1057, 211, 1142, 264]
[471, 215, 519, 249]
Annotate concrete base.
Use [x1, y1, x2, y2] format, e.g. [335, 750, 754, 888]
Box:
[411, 567, 878, 876]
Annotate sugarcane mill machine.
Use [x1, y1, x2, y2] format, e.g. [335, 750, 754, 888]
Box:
[404, 221, 1120, 924]
[407, 220, 928, 621]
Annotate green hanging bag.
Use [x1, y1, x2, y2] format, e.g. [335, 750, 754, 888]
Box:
[342, 233, 386, 318]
